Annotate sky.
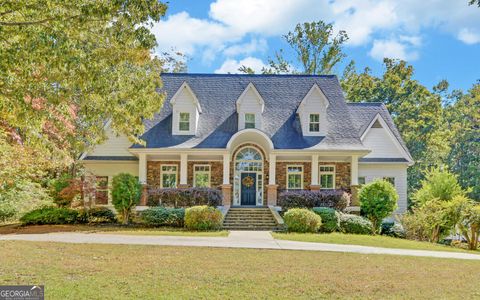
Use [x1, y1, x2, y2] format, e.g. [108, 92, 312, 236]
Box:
[152, 0, 480, 92]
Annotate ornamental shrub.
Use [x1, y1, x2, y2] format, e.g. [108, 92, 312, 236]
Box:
[112, 173, 141, 225]
[147, 188, 222, 207]
[184, 206, 223, 231]
[141, 207, 185, 227]
[380, 221, 406, 238]
[339, 213, 373, 235]
[77, 207, 117, 224]
[412, 168, 466, 206]
[20, 207, 78, 225]
[50, 174, 74, 207]
[359, 180, 398, 233]
[312, 207, 340, 233]
[284, 208, 322, 233]
[278, 190, 350, 211]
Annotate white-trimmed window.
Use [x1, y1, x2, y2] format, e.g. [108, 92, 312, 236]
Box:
[194, 165, 211, 187]
[245, 113, 256, 129]
[179, 112, 190, 131]
[287, 165, 303, 190]
[319, 165, 335, 189]
[309, 113, 320, 132]
[358, 177, 366, 185]
[383, 177, 395, 186]
[160, 165, 177, 188]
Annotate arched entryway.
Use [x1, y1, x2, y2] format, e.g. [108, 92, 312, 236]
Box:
[232, 146, 264, 206]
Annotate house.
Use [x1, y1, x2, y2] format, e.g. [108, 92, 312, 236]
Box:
[81, 73, 413, 213]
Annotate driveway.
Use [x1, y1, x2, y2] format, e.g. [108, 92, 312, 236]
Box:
[1, 231, 480, 260]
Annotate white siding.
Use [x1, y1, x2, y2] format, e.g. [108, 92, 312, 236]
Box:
[89, 128, 133, 157]
[363, 128, 403, 158]
[359, 163, 408, 213]
[237, 87, 263, 130]
[298, 86, 328, 136]
[171, 88, 199, 135]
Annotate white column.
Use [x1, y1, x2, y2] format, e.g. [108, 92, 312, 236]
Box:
[269, 154, 276, 185]
[180, 153, 188, 185]
[311, 154, 319, 186]
[138, 153, 147, 184]
[223, 153, 230, 184]
[351, 155, 359, 185]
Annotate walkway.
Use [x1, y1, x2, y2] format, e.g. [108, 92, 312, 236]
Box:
[2, 231, 480, 260]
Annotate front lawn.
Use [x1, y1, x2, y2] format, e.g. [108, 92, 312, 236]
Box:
[272, 232, 478, 253]
[1, 241, 480, 299]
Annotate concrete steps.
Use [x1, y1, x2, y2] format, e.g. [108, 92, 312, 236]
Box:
[223, 207, 283, 231]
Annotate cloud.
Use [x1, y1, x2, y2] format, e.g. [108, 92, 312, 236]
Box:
[369, 37, 420, 61]
[214, 57, 267, 73]
[458, 28, 480, 44]
[223, 38, 268, 57]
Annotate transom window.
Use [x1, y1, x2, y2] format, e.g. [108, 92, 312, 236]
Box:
[245, 113, 256, 129]
[309, 114, 320, 132]
[319, 165, 335, 189]
[161, 165, 177, 188]
[194, 165, 211, 187]
[383, 177, 395, 186]
[287, 165, 303, 190]
[179, 112, 190, 131]
[236, 147, 262, 161]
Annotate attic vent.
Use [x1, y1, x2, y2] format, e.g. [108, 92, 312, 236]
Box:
[372, 120, 383, 128]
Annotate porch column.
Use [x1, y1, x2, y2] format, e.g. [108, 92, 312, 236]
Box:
[267, 154, 278, 206]
[221, 153, 232, 206]
[310, 154, 320, 190]
[350, 155, 360, 206]
[178, 153, 189, 188]
[138, 153, 147, 205]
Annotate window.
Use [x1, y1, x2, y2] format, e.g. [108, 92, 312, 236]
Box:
[358, 177, 366, 185]
[309, 114, 320, 132]
[179, 112, 190, 131]
[245, 113, 256, 129]
[95, 176, 109, 205]
[286, 165, 303, 190]
[194, 165, 211, 187]
[319, 165, 335, 189]
[160, 165, 177, 188]
[383, 177, 395, 186]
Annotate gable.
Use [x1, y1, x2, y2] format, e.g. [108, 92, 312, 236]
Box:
[236, 83, 265, 113]
[297, 84, 330, 136]
[88, 127, 133, 157]
[170, 82, 202, 113]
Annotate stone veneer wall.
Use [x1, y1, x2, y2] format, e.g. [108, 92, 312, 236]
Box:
[187, 161, 223, 188]
[319, 162, 351, 191]
[147, 161, 180, 188]
[276, 162, 312, 190]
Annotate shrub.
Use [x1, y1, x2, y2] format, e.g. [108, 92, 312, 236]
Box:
[20, 207, 78, 225]
[111, 173, 141, 225]
[312, 207, 340, 233]
[278, 190, 350, 211]
[147, 188, 222, 207]
[284, 208, 322, 233]
[412, 168, 466, 206]
[77, 207, 116, 224]
[359, 180, 398, 233]
[141, 207, 185, 227]
[184, 206, 223, 231]
[452, 196, 480, 250]
[339, 213, 373, 235]
[50, 174, 74, 207]
[381, 221, 406, 238]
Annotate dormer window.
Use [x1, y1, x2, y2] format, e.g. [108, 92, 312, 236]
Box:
[309, 114, 320, 132]
[179, 112, 190, 131]
[245, 113, 256, 129]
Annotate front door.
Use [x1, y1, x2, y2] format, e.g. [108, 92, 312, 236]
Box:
[241, 172, 256, 205]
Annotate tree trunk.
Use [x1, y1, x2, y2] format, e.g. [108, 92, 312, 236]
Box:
[123, 210, 129, 225]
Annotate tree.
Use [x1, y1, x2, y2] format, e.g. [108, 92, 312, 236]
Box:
[469, 0, 480, 6]
[111, 173, 141, 225]
[412, 168, 467, 206]
[458, 202, 480, 250]
[359, 180, 398, 233]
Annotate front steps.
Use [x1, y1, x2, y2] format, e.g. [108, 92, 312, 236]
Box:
[223, 207, 283, 231]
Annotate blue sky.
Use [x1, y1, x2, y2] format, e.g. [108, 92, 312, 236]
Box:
[152, 0, 480, 92]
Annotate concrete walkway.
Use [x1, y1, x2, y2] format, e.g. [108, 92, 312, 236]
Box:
[2, 231, 480, 260]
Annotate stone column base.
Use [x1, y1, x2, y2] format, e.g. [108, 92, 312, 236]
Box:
[177, 184, 190, 189]
[310, 185, 321, 191]
[350, 185, 360, 206]
[221, 184, 232, 206]
[267, 184, 278, 206]
[139, 184, 148, 206]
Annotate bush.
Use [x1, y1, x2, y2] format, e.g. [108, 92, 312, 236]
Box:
[50, 174, 74, 207]
[184, 206, 223, 231]
[312, 207, 340, 233]
[359, 180, 398, 233]
[381, 221, 406, 238]
[147, 188, 222, 207]
[20, 207, 78, 225]
[112, 173, 141, 225]
[77, 207, 116, 224]
[278, 190, 350, 211]
[412, 168, 466, 206]
[141, 207, 185, 227]
[284, 208, 322, 233]
[339, 213, 373, 235]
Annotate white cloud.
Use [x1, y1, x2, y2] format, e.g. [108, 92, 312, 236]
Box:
[458, 28, 480, 44]
[369, 38, 419, 61]
[214, 57, 267, 73]
[223, 38, 268, 57]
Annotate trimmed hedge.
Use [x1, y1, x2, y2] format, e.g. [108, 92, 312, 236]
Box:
[284, 208, 322, 233]
[78, 207, 116, 224]
[20, 207, 79, 225]
[278, 190, 350, 211]
[313, 207, 340, 233]
[339, 213, 373, 235]
[140, 207, 185, 227]
[184, 206, 223, 231]
[148, 188, 222, 208]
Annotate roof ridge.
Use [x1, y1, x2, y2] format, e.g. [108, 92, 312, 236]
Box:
[160, 72, 337, 78]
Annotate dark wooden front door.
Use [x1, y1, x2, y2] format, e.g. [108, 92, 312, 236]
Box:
[241, 172, 256, 205]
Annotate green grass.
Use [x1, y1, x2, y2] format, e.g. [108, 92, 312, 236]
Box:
[272, 232, 478, 253]
[96, 227, 229, 237]
[1, 241, 480, 299]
